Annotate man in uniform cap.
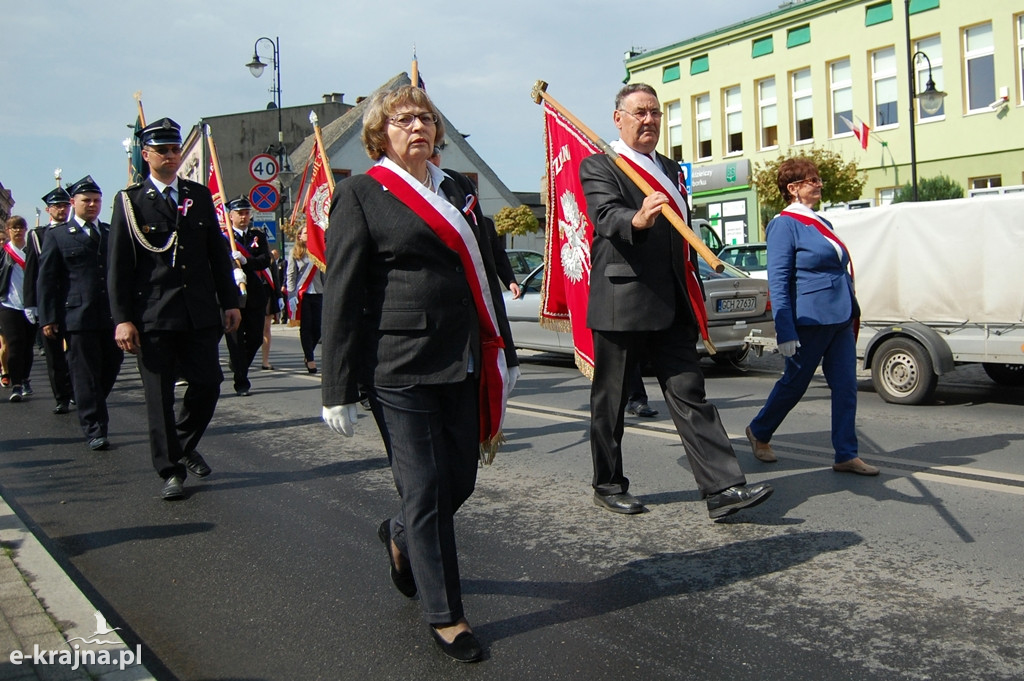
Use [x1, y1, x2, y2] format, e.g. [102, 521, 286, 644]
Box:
[23, 186, 75, 413]
[223, 194, 271, 396]
[38, 176, 123, 451]
[108, 117, 241, 500]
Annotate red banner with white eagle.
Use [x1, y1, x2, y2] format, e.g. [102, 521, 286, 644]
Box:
[540, 102, 601, 378]
[303, 137, 333, 272]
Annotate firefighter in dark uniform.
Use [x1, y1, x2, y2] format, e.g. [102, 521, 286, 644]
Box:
[24, 187, 76, 413]
[223, 195, 271, 397]
[107, 117, 241, 500]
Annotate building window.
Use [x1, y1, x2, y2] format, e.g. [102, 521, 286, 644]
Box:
[830, 58, 853, 137]
[666, 101, 683, 161]
[915, 36, 944, 120]
[787, 25, 811, 48]
[964, 23, 995, 112]
[663, 64, 680, 83]
[909, 0, 940, 13]
[695, 93, 712, 160]
[1019, 15, 1024, 105]
[970, 176, 1002, 189]
[791, 68, 814, 143]
[724, 87, 743, 155]
[752, 36, 774, 58]
[758, 77, 779, 149]
[691, 55, 709, 75]
[877, 186, 897, 206]
[333, 169, 351, 180]
[865, 1, 893, 26]
[872, 47, 899, 128]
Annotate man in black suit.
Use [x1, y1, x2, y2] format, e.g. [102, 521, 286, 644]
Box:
[108, 118, 241, 500]
[24, 187, 75, 414]
[37, 176, 123, 450]
[579, 83, 773, 519]
[222, 195, 270, 396]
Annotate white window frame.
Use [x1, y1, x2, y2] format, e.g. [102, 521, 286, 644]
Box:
[757, 77, 779, 150]
[1018, 15, 1024, 106]
[724, 86, 743, 156]
[829, 58, 853, 138]
[964, 22, 995, 113]
[665, 101, 683, 161]
[791, 68, 814, 144]
[915, 35, 945, 121]
[871, 46, 899, 129]
[695, 93, 712, 161]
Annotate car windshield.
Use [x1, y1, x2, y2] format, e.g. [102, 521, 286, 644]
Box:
[718, 246, 767, 272]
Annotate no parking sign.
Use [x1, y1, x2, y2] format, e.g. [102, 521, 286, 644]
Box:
[249, 183, 279, 212]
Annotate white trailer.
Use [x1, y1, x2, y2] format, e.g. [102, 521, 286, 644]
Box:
[828, 195, 1024, 404]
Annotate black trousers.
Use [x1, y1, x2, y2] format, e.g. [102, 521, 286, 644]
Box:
[65, 330, 123, 439]
[136, 327, 223, 480]
[0, 306, 35, 386]
[368, 377, 478, 625]
[590, 316, 746, 498]
[299, 293, 323, 363]
[225, 305, 264, 392]
[41, 331, 74, 403]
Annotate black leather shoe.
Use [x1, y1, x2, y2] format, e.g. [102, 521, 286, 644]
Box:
[53, 401, 70, 415]
[626, 400, 658, 417]
[183, 451, 211, 477]
[706, 483, 774, 519]
[161, 475, 185, 500]
[88, 436, 110, 451]
[593, 491, 645, 514]
[378, 520, 416, 597]
[429, 627, 483, 663]
[235, 389, 251, 397]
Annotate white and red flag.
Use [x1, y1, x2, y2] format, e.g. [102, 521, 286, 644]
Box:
[840, 115, 870, 150]
[539, 101, 601, 377]
[206, 161, 228, 230]
[303, 137, 332, 271]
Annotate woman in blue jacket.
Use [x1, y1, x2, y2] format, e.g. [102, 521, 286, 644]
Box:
[745, 158, 879, 476]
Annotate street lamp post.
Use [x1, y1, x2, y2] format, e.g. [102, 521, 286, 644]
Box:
[245, 36, 287, 256]
[904, 1, 947, 201]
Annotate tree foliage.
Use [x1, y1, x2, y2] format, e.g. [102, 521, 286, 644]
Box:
[892, 174, 964, 203]
[493, 204, 540, 237]
[752, 147, 867, 228]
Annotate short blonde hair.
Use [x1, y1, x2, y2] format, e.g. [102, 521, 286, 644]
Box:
[360, 85, 445, 160]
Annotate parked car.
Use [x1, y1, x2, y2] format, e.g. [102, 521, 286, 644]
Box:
[502, 259, 774, 365]
[505, 249, 544, 284]
[717, 242, 768, 279]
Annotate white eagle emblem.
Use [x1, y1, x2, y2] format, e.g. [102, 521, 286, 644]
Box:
[557, 190, 591, 284]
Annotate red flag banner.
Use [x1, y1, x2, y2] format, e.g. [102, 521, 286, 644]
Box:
[207, 161, 227, 230]
[304, 138, 332, 271]
[540, 102, 601, 378]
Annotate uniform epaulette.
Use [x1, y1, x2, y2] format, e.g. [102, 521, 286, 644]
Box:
[125, 181, 144, 190]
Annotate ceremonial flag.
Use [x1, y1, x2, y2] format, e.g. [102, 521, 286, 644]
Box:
[840, 115, 870, 150]
[207, 161, 227, 230]
[129, 115, 148, 183]
[303, 136, 332, 271]
[540, 101, 601, 377]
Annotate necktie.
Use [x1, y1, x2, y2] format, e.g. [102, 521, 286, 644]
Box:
[163, 187, 177, 214]
[88, 222, 100, 244]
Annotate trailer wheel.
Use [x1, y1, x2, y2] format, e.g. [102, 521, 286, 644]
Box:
[982, 363, 1024, 386]
[872, 337, 937, 405]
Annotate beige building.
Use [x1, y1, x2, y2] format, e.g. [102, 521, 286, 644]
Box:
[625, 0, 1024, 244]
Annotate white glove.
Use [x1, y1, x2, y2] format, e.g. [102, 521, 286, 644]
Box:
[507, 365, 521, 396]
[23, 307, 38, 325]
[277, 298, 285, 311]
[232, 269, 247, 286]
[778, 340, 801, 357]
[231, 251, 247, 265]
[323, 404, 358, 437]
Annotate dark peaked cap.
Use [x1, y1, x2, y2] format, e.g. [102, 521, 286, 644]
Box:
[42, 187, 72, 205]
[68, 175, 102, 196]
[136, 117, 182, 147]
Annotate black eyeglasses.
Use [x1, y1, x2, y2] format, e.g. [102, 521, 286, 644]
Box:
[147, 145, 182, 156]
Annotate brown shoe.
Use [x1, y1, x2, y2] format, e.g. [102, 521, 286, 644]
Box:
[832, 458, 879, 476]
[745, 426, 777, 463]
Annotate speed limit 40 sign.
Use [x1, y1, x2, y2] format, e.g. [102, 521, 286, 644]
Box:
[249, 154, 279, 183]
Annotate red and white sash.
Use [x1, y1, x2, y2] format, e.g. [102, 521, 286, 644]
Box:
[290, 258, 317, 322]
[611, 140, 710, 342]
[3, 242, 26, 269]
[225, 231, 275, 288]
[779, 204, 854, 279]
[367, 158, 509, 452]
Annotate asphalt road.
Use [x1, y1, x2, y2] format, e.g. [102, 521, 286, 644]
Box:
[2, 330, 1023, 681]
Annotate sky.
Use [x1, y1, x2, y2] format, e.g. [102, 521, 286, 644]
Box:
[1, 0, 786, 222]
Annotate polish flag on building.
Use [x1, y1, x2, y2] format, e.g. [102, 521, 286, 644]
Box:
[840, 115, 870, 150]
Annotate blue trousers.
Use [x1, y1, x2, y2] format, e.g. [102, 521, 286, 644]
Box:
[749, 320, 858, 463]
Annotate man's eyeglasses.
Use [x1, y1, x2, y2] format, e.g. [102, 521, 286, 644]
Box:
[146, 145, 182, 156]
[618, 109, 663, 123]
[389, 112, 438, 128]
